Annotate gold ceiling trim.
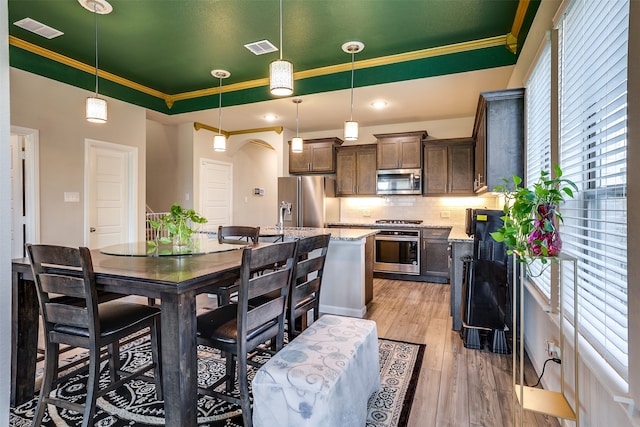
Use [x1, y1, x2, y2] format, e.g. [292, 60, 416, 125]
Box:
[12, 32, 508, 106]
[9, 36, 170, 102]
[194, 122, 283, 138]
[177, 35, 508, 100]
[507, 0, 531, 53]
[228, 126, 283, 136]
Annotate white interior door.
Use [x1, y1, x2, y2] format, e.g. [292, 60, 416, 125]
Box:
[85, 139, 137, 249]
[199, 159, 232, 230]
[10, 126, 40, 258]
[10, 134, 23, 258]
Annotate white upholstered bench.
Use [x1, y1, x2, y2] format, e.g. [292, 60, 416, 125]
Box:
[252, 314, 380, 427]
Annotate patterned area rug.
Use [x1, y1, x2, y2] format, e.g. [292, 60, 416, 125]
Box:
[10, 335, 424, 427]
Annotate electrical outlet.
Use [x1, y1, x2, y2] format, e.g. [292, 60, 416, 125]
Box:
[545, 340, 562, 359]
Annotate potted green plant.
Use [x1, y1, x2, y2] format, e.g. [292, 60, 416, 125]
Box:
[490, 164, 577, 265]
[147, 204, 207, 251]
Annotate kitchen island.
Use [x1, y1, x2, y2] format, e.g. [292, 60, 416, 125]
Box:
[262, 227, 378, 318]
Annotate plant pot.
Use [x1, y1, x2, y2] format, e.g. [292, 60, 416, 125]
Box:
[172, 233, 195, 253]
[527, 204, 562, 256]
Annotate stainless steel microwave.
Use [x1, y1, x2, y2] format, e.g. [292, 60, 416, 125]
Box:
[376, 168, 422, 195]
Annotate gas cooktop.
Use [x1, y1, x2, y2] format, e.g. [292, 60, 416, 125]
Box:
[374, 219, 423, 224]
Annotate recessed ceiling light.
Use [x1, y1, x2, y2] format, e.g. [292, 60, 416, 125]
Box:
[263, 114, 278, 121]
[371, 100, 387, 110]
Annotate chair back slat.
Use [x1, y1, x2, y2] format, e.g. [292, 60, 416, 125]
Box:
[218, 225, 260, 244]
[247, 268, 290, 300]
[39, 274, 87, 299]
[246, 297, 286, 332]
[45, 303, 89, 328]
[295, 256, 324, 280]
[292, 276, 321, 301]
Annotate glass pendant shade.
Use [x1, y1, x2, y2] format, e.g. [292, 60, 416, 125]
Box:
[270, 59, 294, 96]
[213, 134, 226, 152]
[291, 137, 303, 153]
[86, 96, 107, 123]
[344, 120, 359, 141]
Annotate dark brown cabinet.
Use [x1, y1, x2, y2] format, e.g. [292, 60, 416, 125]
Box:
[472, 88, 524, 193]
[375, 131, 427, 170]
[289, 137, 343, 174]
[423, 138, 474, 196]
[420, 228, 451, 283]
[336, 144, 377, 196]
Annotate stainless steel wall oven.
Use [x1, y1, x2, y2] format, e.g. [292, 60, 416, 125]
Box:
[374, 229, 420, 275]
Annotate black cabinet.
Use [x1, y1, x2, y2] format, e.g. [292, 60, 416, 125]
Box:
[289, 137, 343, 174]
[421, 228, 451, 283]
[472, 88, 524, 193]
[423, 138, 474, 196]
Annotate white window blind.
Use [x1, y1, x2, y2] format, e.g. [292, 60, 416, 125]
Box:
[558, 0, 629, 379]
[525, 41, 552, 298]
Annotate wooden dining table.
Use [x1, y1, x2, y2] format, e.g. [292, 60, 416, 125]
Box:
[10, 239, 255, 426]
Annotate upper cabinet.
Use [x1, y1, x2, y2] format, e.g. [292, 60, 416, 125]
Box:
[375, 131, 427, 170]
[423, 138, 474, 196]
[289, 137, 343, 174]
[336, 144, 377, 196]
[472, 88, 524, 193]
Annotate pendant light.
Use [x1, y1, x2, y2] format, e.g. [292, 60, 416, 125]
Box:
[211, 69, 231, 152]
[342, 41, 364, 141]
[269, 0, 293, 96]
[291, 98, 303, 153]
[79, 0, 112, 124]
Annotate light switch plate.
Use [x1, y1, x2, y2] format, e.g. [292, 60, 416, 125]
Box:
[64, 191, 80, 202]
[440, 211, 451, 218]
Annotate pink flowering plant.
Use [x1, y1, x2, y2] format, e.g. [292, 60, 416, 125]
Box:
[490, 165, 577, 264]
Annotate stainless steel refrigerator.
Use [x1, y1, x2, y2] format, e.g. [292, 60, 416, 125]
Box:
[277, 176, 339, 228]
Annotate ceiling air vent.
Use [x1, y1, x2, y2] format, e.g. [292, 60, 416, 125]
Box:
[244, 40, 278, 56]
[14, 18, 64, 39]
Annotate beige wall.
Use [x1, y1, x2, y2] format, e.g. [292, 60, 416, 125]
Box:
[302, 116, 475, 146]
[10, 68, 147, 246]
[146, 119, 180, 212]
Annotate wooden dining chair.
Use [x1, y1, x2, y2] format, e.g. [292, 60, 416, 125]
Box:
[212, 225, 261, 306]
[287, 233, 331, 339]
[26, 244, 163, 427]
[196, 240, 297, 427]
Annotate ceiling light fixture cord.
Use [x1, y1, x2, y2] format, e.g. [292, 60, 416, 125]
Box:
[279, 0, 283, 61]
[218, 76, 223, 135]
[349, 49, 355, 121]
[296, 100, 300, 136]
[94, 2, 99, 96]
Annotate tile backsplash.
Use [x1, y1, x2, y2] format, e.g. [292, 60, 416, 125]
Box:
[338, 195, 501, 226]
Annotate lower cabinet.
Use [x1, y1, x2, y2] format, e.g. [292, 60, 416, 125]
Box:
[420, 228, 451, 283]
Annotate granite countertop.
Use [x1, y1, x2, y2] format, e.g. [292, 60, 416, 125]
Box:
[263, 226, 379, 242]
[325, 222, 451, 229]
[448, 226, 473, 242]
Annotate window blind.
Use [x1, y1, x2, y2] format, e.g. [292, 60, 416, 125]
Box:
[558, 0, 629, 379]
[525, 41, 552, 298]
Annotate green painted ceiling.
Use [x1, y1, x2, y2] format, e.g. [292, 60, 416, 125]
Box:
[8, 0, 540, 115]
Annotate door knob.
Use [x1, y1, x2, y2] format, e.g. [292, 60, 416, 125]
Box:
[89, 227, 96, 232]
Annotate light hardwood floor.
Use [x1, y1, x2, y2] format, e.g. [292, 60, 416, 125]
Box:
[365, 278, 561, 427]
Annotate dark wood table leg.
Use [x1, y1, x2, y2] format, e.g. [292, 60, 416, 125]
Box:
[11, 271, 39, 406]
[161, 291, 198, 427]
